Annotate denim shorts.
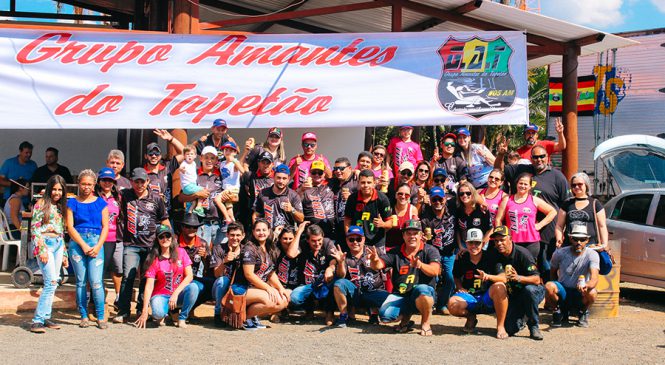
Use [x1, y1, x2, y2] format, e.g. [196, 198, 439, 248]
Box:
[453, 291, 495, 314]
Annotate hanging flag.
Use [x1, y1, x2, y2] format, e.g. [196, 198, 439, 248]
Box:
[548, 75, 596, 116]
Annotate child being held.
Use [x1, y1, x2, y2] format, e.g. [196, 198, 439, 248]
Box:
[214, 141, 245, 224]
[179, 144, 205, 216]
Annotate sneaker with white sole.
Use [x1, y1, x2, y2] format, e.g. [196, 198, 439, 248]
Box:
[252, 316, 267, 329]
[243, 319, 258, 331]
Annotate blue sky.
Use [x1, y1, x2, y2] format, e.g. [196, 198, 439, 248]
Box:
[2, 0, 664, 33]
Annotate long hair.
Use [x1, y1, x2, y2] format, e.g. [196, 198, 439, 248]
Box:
[457, 181, 480, 210]
[370, 144, 389, 170]
[249, 218, 280, 263]
[262, 136, 286, 163]
[144, 234, 179, 272]
[94, 177, 120, 201]
[415, 160, 432, 189]
[41, 175, 68, 225]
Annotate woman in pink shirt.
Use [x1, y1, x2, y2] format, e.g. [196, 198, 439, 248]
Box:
[134, 225, 198, 329]
[480, 168, 506, 227]
[96, 167, 123, 305]
[386, 126, 423, 176]
[494, 173, 557, 259]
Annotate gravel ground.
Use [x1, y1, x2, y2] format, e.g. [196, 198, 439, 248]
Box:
[1, 283, 664, 365]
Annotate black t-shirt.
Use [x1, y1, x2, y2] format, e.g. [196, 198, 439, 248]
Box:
[421, 204, 457, 256]
[195, 134, 233, 159]
[344, 189, 392, 248]
[31, 164, 74, 184]
[561, 197, 604, 245]
[276, 253, 300, 289]
[245, 146, 285, 173]
[380, 244, 441, 295]
[239, 170, 274, 229]
[494, 244, 539, 294]
[344, 248, 385, 293]
[255, 186, 303, 229]
[456, 205, 491, 244]
[179, 236, 212, 279]
[211, 243, 241, 279]
[328, 175, 358, 225]
[299, 238, 335, 285]
[195, 171, 223, 220]
[120, 189, 168, 248]
[453, 250, 498, 294]
[301, 184, 336, 234]
[235, 243, 275, 286]
[432, 155, 469, 185]
[145, 157, 180, 212]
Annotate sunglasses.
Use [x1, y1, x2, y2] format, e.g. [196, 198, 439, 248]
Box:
[467, 241, 483, 246]
[417, 168, 429, 174]
[347, 237, 363, 243]
[100, 178, 115, 183]
[373, 152, 385, 158]
[433, 178, 446, 183]
[572, 183, 585, 188]
[488, 176, 502, 181]
[459, 191, 472, 197]
[400, 171, 413, 177]
[397, 192, 411, 197]
[182, 224, 198, 230]
[570, 237, 588, 242]
[303, 143, 316, 148]
[310, 170, 324, 176]
[531, 154, 547, 160]
[333, 166, 348, 171]
[158, 233, 172, 240]
[443, 142, 456, 147]
[431, 197, 444, 203]
[147, 152, 161, 157]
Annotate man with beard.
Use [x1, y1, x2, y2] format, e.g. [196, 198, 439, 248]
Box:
[144, 129, 186, 214]
[239, 151, 274, 231]
[344, 169, 392, 252]
[328, 157, 357, 246]
[516, 118, 566, 162]
[300, 161, 335, 237]
[254, 164, 304, 229]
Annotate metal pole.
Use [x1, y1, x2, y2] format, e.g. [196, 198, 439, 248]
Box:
[608, 49, 617, 139]
[593, 52, 601, 194]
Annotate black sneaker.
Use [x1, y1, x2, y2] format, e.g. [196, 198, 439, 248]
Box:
[552, 309, 563, 327]
[44, 319, 61, 330]
[368, 314, 380, 325]
[335, 313, 348, 328]
[30, 322, 46, 334]
[214, 314, 226, 328]
[577, 310, 589, 328]
[529, 326, 544, 341]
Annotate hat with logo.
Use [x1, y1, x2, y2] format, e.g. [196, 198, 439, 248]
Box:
[258, 151, 273, 162]
[130, 167, 148, 181]
[310, 160, 325, 172]
[402, 219, 422, 232]
[457, 128, 471, 136]
[212, 118, 227, 128]
[273, 163, 290, 175]
[156, 224, 173, 237]
[346, 225, 365, 237]
[301, 132, 317, 142]
[490, 225, 510, 238]
[429, 186, 445, 199]
[98, 167, 116, 180]
[146, 142, 161, 154]
[268, 127, 282, 138]
[433, 168, 447, 177]
[201, 146, 218, 157]
[398, 161, 415, 173]
[569, 224, 590, 238]
[221, 141, 238, 152]
[466, 228, 484, 243]
[524, 124, 539, 133]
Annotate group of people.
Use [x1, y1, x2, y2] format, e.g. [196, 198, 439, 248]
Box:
[17, 118, 610, 340]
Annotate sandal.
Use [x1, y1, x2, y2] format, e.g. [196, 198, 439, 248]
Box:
[79, 319, 90, 328]
[394, 320, 415, 333]
[420, 327, 433, 337]
[97, 321, 108, 330]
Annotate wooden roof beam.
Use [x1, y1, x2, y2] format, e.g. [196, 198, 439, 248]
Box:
[573, 33, 606, 47]
[404, 0, 482, 32]
[251, 0, 311, 33]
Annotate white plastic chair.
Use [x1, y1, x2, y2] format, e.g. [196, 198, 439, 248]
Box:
[0, 211, 21, 271]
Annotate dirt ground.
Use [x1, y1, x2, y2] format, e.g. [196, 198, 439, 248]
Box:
[1, 283, 664, 365]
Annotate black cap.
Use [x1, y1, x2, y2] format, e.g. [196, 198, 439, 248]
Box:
[178, 213, 203, 228]
[156, 224, 173, 237]
[490, 225, 510, 238]
[130, 167, 148, 181]
[258, 151, 273, 162]
[146, 142, 161, 154]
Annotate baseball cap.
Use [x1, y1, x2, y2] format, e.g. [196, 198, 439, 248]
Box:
[433, 168, 447, 177]
[267, 127, 282, 138]
[490, 225, 510, 238]
[146, 142, 161, 154]
[130, 167, 148, 181]
[399, 125, 414, 130]
[273, 163, 290, 175]
[569, 224, 590, 238]
[201, 146, 218, 157]
[156, 224, 173, 237]
[457, 128, 471, 136]
[301, 132, 317, 142]
[310, 160, 325, 172]
[212, 118, 227, 128]
[221, 141, 238, 152]
[524, 124, 539, 133]
[258, 151, 273, 162]
[98, 167, 116, 180]
[402, 219, 422, 232]
[346, 225, 365, 237]
[398, 161, 415, 173]
[441, 132, 457, 141]
[429, 186, 445, 198]
[466, 228, 484, 242]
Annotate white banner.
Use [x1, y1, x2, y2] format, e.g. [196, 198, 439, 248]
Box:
[0, 28, 528, 129]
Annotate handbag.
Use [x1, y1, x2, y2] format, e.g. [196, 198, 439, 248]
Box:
[220, 269, 247, 329]
[592, 198, 615, 275]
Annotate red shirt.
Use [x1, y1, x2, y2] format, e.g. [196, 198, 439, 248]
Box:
[517, 140, 557, 161]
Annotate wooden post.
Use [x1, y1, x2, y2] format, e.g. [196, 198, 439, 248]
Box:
[173, 0, 199, 34]
[561, 43, 580, 179]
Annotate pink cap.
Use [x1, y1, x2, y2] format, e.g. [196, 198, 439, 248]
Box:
[301, 132, 317, 142]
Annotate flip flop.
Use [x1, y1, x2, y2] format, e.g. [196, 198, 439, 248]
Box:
[420, 328, 433, 337]
[496, 330, 509, 340]
[394, 320, 415, 333]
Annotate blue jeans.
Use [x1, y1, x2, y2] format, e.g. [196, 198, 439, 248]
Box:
[192, 276, 215, 310]
[118, 245, 149, 315]
[506, 284, 545, 335]
[68, 233, 105, 321]
[379, 284, 436, 322]
[32, 237, 64, 324]
[149, 282, 199, 321]
[334, 279, 389, 309]
[197, 222, 225, 246]
[212, 276, 247, 315]
[552, 281, 583, 311]
[436, 254, 455, 310]
[290, 283, 334, 310]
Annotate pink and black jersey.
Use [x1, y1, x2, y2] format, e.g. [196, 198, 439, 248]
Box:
[387, 137, 423, 173]
[144, 247, 192, 297]
[480, 188, 505, 227]
[504, 194, 540, 244]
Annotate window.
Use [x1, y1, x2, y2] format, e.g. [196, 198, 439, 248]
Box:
[612, 194, 652, 225]
[653, 195, 665, 229]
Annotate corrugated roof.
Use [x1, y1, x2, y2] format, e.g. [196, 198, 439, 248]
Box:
[198, 0, 638, 68]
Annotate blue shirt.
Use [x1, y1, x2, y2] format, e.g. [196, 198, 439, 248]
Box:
[0, 156, 37, 199]
[67, 197, 108, 234]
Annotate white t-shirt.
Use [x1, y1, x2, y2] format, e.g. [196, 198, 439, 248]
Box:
[180, 160, 198, 188]
[221, 160, 240, 190]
